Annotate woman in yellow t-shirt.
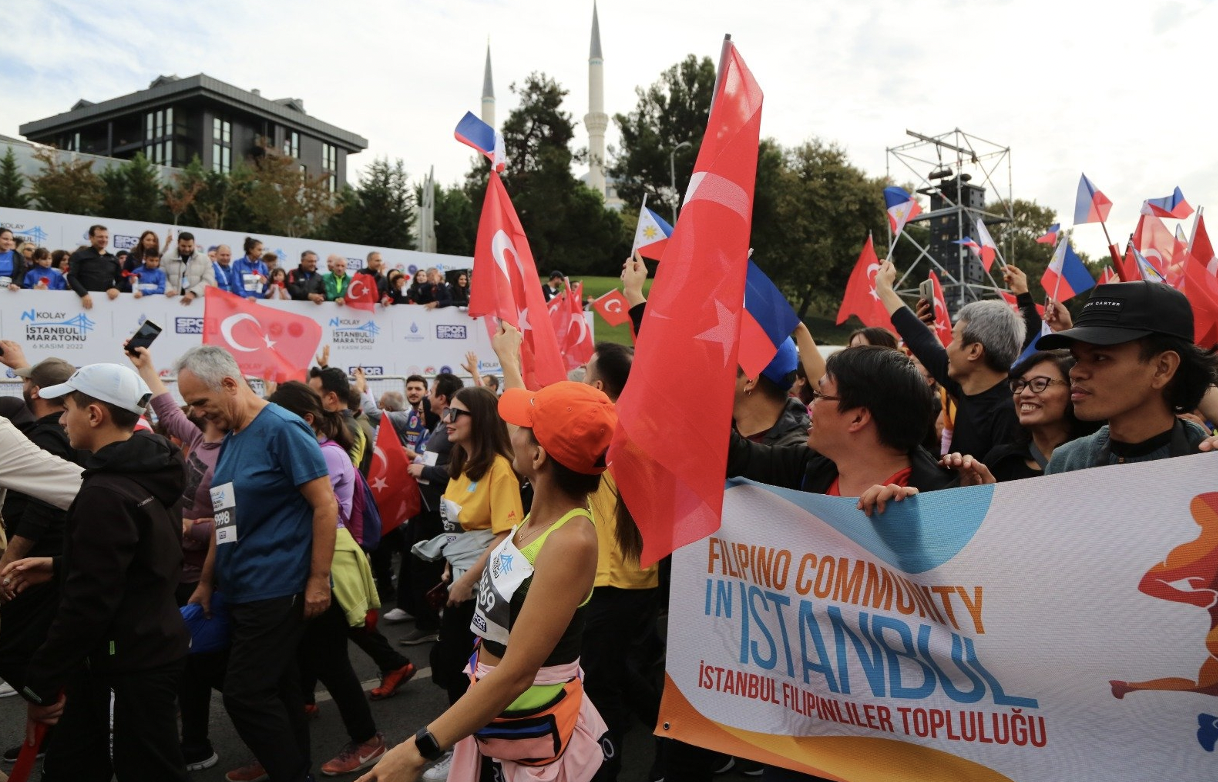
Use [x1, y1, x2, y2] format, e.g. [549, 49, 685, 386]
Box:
[428, 386, 524, 712]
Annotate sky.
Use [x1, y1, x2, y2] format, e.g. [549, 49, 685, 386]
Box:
[6, 0, 1218, 262]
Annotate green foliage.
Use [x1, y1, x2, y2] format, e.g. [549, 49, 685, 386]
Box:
[329, 158, 415, 249]
[0, 147, 29, 209]
[28, 147, 104, 215]
[244, 141, 339, 237]
[432, 183, 476, 257]
[465, 73, 626, 275]
[608, 54, 715, 217]
[100, 153, 169, 223]
[750, 138, 888, 318]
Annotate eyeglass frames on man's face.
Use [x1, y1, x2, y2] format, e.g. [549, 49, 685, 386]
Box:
[809, 390, 841, 403]
[1008, 376, 1067, 395]
[442, 407, 471, 423]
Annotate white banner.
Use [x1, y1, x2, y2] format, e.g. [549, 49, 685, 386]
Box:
[0, 290, 590, 380]
[0, 206, 471, 276]
[663, 456, 1218, 781]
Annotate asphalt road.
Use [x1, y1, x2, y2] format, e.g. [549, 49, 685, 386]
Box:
[0, 598, 757, 781]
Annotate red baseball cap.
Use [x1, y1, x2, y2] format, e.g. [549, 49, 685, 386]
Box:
[498, 382, 617, 475]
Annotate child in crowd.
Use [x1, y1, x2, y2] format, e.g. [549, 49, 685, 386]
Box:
[130, 249, 167, 297]
[22, 248, 68, 290]
[264, 267, 292, 300]
[51, 249, 70, 273]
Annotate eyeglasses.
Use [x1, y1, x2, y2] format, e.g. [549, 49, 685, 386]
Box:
[809, 390, 842, 404]
[1008, 376, 1067, 395]
[442, 407, 471, 423]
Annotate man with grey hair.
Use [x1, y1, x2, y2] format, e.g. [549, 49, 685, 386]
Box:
[876, 261, 1023, 460]
[378, 390, 406, 412]
[176, 345, 338, 782]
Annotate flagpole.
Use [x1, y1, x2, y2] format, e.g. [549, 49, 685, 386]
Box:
[1187, 206, 1204, 255]
[709, 34, 733, 115]
[1050, 231, 1067, 303]
[1100, 220, 1131, 281]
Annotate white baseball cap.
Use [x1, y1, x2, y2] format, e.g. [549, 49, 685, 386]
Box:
[40, 363, 153, 415]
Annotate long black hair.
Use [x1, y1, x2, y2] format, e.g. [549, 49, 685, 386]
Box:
[1008, 350, 1099, 443]
[268, 380, 354, 452]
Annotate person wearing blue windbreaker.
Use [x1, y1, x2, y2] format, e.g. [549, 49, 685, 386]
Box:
[231, 237, 269, 299]
[213, 245, 236, 294]
[22, 248, 68, 290]
[130, 250, 168, 297]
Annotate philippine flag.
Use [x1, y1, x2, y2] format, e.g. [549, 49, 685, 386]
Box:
[1098, 265, 1118, 285]
[1132, 245, 1167, 283]
[632, 205, 674, 261]
[454, 111, 505, 171]
[975, 218, 999, 271]
[1036, 223, 1060, 245]
[1040, 238, 1095, 302]
[1073, 173, 1113, 225]
[1141, 187, 1194, 220]
[952, 236, 981, 254]
[883, 187, 921, 237]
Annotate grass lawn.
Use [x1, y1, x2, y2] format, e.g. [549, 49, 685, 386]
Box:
[565, 275, 856, 348]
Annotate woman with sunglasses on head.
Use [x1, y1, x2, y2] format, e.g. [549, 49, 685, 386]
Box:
[980, 349, 1099, 482]
[408, 385, 525, 778]
[360, 326, 628, 782]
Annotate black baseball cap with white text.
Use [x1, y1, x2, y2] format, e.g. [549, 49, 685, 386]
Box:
[1037, 281, 1194, 349]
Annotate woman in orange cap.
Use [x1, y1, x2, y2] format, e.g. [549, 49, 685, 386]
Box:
[360, 357, 634, 781]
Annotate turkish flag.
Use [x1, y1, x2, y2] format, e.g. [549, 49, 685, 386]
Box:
[468, 171, 567, 389]
[1182, 215, 1218, 347]
[928, 270, 952, 346]
[591, 289, 631, 327]
[345, 272, 379, 312]
[607, 41, 763, 566]
[557, 280, 594, 371]
[835, 236, 894, 331]
[203, 289, 322, 382]
[368, 417, 421, 536]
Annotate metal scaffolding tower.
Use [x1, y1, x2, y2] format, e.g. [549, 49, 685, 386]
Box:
[886, 128, 1014, 315]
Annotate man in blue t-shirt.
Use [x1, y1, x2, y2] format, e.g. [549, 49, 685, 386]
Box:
[177, 345, 337, 782]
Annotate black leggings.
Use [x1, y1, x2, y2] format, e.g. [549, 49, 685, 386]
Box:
[299, 602, 378, 744]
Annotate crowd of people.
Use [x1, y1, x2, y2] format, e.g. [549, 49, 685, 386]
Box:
[0, 226, 472, 309]
[0, 243, 1214, 782]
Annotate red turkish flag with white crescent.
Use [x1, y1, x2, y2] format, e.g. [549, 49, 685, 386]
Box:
[368, 418, 421, 535]
[591, 289, 631, 327]
[345, 272, 380, 312]
[203, 288, 322, 382]
[467, 171, 567, 389]
[929, 270, 953, 346]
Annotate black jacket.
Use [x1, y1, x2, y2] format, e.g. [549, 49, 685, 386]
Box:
[23, 432, 190, 704]
[287, 267, 326, 301]
[1, 251, 27, 289]
[726, 431, 959, 495]
[67, 247, 121, 295]
[1, 413, 85, 558]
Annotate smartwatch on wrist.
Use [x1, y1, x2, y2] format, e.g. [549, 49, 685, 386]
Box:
[413, 727, 443, 761]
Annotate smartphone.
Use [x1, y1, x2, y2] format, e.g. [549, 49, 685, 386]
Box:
[918, 278, 935, 302]
[125, 320, 163, 355]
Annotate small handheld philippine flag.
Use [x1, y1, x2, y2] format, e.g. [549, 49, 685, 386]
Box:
[884, 186, 921, 237]
[453, 111, 505, 171]
[1036, 223, 1060, 245]
[1140, 187, 1193, 220]
[632, 204, 674, 261]
[1073, 173, 1112, 225]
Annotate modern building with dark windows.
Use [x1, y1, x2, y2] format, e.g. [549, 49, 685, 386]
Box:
[18, 73, 367, 191]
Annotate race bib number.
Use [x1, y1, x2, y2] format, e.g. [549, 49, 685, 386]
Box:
[440, 497, 464, 532]
[472, 533, 534, 645]
[211, 482, 238, 545]
[242, 273, 264, 294]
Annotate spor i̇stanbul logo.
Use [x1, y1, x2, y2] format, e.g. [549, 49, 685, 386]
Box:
[21, 308, 95, 347]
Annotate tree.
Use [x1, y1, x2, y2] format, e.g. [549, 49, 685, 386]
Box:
[353, 158, 415, 249]
[100, 153, 168, 223]
[465, 73, 626, 274]
[750, 138, 888, 318]
[28, 147, 104, 215]
[0, 147, 29, 209]
[243, 141, 338, 237]
[432, 183, 476, 257]
[608, 54, 716, 216]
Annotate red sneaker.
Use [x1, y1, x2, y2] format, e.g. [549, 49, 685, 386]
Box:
[368, 662, 416, 701]
[225, 760, 268, 782]
[320, 733, 386, 776]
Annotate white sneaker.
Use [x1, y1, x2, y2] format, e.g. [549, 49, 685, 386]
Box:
[382, 608, 412, 623]
[0, 681, 15, 699]
[421, 751, 453, 781]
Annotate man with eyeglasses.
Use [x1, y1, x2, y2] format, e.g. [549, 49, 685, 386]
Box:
[875, 261, 1024, 462]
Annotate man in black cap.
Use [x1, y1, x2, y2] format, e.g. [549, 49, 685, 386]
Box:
[1038, 281, 1218, 472]
[543, 270, 564, 302]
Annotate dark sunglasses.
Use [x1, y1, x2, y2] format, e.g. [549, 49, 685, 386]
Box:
[442, 407, 471, 423]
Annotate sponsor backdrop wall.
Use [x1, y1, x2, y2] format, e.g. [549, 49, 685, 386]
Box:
[663, 458, 1218, 781]
[0, 206, 471, 276]
[0, 290, 591, 381]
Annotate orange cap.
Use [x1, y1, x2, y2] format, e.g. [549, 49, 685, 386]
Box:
[498, 382, 617, 475]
